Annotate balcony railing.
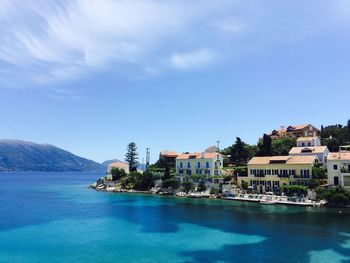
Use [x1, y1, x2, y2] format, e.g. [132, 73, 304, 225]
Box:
[341, 168, 350, 173]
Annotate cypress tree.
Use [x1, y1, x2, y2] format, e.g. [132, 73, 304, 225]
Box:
[125, 142, 139, 172]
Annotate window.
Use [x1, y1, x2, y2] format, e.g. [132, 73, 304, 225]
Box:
[197, 162, 200, 168]
[206, 162, 210, 168]
[186, 170, 192, 176]
[180, 162, 183, 169]
[334, 176, 339, 185]
[334, 165, 338, 170]
[187, 162, 191, 169]
[205, 170, 210, 175]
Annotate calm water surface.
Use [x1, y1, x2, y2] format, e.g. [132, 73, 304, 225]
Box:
[0, 172, 350, 263]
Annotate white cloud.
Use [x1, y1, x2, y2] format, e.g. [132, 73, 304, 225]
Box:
[212, 16, 245, 34]
[0, 0, 237, 84]
[170, 48, 217, 70]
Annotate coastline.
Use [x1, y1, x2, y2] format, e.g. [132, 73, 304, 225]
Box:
[89, 178, 343, 207]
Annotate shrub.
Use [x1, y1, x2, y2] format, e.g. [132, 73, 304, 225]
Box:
[197, 180, 207, 192]
[182, 181, 194, 193]
[210, 188, 220, 195]
[129, 170, 155, 191]
[241, 181, 248, 190]
[110, 167, 127, 181]
[162, 179, 180, 190]
[280, 185, 307, 196]
[316, 187, 350, 207]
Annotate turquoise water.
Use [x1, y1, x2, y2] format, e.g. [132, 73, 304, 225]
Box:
[0, 173, 350, 262]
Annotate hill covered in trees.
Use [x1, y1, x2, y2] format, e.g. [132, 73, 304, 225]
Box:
[321, 120, 350, 152]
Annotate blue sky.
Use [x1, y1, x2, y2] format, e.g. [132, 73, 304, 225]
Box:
[0, 0, 350, 163]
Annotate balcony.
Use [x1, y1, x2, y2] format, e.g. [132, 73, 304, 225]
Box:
[293, 175, 310, 179]
[341, 168, 350, 174]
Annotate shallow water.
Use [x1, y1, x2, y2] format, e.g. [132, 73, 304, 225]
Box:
[0, 172, 349, 262]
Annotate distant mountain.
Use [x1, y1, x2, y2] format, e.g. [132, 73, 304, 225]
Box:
[102, 159, 122, 166]
[0, 140, 105, 172]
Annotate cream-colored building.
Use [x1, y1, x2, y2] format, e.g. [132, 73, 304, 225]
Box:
[327, 152, 350, 189]
[175, 152, 224, 185]
[237, 156, 318, 193]
[107, 161, 129, 180]
[289, 146, 329, 166]
[268, 124, 320, 140]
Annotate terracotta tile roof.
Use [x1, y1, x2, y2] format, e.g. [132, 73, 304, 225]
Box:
[286, 156, 317, 164]
[176, 152, 222, 160]
[289, 146, 328, 154]
[327, 152, 350, 161]
[108, 162, 129, 168]
[160, 150, 179, 158]
[248, 155, 316, 165]
[268, 124, 319, 135]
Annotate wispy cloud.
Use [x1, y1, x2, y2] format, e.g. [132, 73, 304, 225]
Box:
[170, 48, 217, 70]
[0, 0, 239, 84]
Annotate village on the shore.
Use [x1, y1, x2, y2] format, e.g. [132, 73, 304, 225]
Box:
[91, 121, 350, 207]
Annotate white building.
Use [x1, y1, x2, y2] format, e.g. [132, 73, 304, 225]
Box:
[296, 137, 321, 147]
[289, 137, 329, 166]
[327, 152, 350, 189]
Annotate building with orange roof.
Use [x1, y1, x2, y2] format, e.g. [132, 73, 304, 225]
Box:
[237, 155, 318, 193]
[157, 150, 179, 168]
[327, 151, 350, 189]
[175, 152, 224, 186]
[107, 161, 129, 180]
[268, 124, 320, 140]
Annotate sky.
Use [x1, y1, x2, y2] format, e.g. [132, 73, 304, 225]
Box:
[0, 0, 350, 163]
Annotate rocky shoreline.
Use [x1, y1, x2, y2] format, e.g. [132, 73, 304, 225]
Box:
[89, 177, 221, 199]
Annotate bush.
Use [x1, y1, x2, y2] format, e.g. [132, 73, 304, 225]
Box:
[129, 171, 155, 191]
[312, 166, 327, 179]
[210, 188, 220, 195]
[241, 181, 248, 190]
[197, 180, 207, 192]
[182, 181, 194, 193]
[315, 187, 350, 207]
[234, 166, 248, 177]
[280, 185, 307, 196]
[223, 175, 233, 182]
[162, 179, 180, 190]
[308, 179, 320, 189]
[109, 167, 127, 181]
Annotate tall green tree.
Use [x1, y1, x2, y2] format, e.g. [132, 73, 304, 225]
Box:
[257, 134, 273, 156]
[221, 138, 257, 165]
[162, 165, 172, 180]
[272, 137, 297, 156]
[125, 142, 139, 172]
[229, 137, 249, 164]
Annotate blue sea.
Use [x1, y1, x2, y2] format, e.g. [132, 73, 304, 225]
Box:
[0, 172, 349, 263]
